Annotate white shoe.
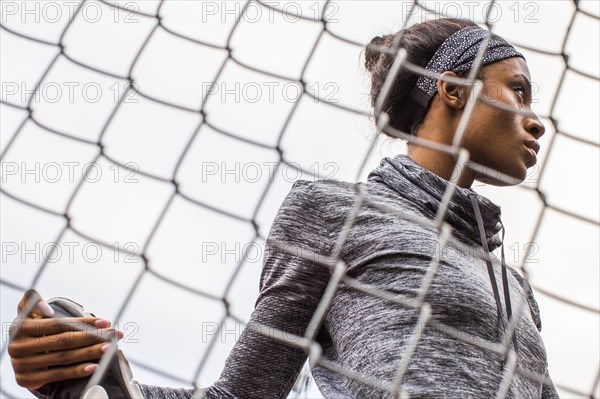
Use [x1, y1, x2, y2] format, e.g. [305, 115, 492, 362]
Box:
[82, 385, 109, 399]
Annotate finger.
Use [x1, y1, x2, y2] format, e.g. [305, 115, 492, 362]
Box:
[15, 362, 98, 391]
[17, 289, 41, 315]
[17, 289, 54, 319]
[10, 291, 48, 344]
[11, 342, 107, 372]
[12, 317, 110, 338]
[9, 328, 124, 358]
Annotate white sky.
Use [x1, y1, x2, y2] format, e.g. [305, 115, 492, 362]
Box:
[0, 1, 598, 398]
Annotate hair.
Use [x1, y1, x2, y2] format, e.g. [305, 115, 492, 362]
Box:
[365, 18, 479, 138]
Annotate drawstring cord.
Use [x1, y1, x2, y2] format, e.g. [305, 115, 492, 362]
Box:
[498, 219, 518, 356]
[469, 193, 519, 361]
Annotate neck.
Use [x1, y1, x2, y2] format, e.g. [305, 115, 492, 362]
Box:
[408, 99, 478, 188]
[407, 144, 476, 189]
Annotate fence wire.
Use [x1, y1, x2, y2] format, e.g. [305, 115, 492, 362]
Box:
[0, 0, 598, 398]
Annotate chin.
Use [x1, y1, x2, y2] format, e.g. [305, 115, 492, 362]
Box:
[476, 162, 527, 186]
[480, 176, 524, 186]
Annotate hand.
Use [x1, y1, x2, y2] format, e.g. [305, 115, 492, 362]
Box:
[8, 289, 124, 391]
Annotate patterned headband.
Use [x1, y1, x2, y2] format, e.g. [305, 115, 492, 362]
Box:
[396, 25, 524, 134]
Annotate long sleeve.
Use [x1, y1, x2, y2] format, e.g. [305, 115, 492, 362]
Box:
[140, 180, 337, 399]
[541, 369, 560, 399]
[508, 269, 560, 398]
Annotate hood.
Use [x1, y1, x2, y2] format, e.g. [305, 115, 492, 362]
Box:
[366, 153, 519, 358]
[367, 153, 504, 251]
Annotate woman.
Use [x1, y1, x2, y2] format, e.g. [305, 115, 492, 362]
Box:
[9, 18, 558, 398]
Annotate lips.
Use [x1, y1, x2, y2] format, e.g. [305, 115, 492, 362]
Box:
[523, 141, 539, 167]
[524, 140, 540, 155]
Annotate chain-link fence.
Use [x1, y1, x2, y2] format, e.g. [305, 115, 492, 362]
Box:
[1, 1, 598, 398]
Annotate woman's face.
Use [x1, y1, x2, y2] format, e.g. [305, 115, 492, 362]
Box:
[462, 57, 545, 185]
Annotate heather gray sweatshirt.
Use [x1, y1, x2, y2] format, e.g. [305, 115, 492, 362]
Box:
[132, 154, 558, 398]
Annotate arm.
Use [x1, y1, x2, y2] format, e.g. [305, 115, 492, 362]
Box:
[12, 180, 335, 399]
[140, 180, 336, 399]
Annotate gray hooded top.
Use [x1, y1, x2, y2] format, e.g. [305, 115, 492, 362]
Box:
[134, 154, 559, 398]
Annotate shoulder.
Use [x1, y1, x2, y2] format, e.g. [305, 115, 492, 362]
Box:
[288, 178, 356, 201]
[268, 179, 352, 248]
[280, 179, 356, 220]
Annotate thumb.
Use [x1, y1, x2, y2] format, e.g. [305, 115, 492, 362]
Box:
[18, 289, 54, 319]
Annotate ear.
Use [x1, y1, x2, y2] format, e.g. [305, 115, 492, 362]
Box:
[437, 71, 467, 110]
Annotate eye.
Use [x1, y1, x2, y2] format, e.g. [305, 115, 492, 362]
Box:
[513, 85, 526, 102]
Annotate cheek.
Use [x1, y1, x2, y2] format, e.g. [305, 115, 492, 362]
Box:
[464, 103, 506, 142]
[482, 81, 505, 102]
[483, 80, 516, 104]
[462, 84, 524, 158]
[462, 105, 519, 160]
[471, 93, 522, 140]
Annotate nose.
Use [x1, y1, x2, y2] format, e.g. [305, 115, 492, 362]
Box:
[524, 112, 545, 140]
